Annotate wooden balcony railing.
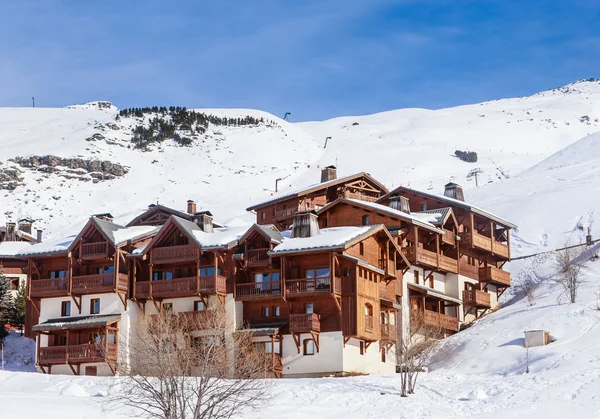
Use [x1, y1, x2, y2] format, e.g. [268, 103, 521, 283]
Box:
[442, 229, 455, 245]
[344, 191, 378, 202]
[364, 315, 374, 332]
[423, 309, 459, 332]
[136, 281, 150, 299]
[459, 262, 479, 280]
[439, 254, 458, 273]
[289, 313, 320, 333]
[402, 247, 438, 268]
[492, 241, 510, 259]
[71, 273, 128, 294]
[462, 231, 492, 252]
[275, 208, 298, 219]
[247, 248, 270, 266]
[199, 275, 227, 294]
[479, 266, 511, 287]
[30, 278, 69, 297]
[38, 343, 117, 365]
[235, 281, 281, 300]
[151, 244, 199, 264]
[380, 323, 396, 341]
[462, 289, 491, 308]
[135, 275, 226, 299]
[81, 241, 108, 259]
[286, 277, 341, 296]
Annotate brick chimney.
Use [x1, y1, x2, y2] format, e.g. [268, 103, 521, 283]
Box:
[389, 195, 411, 214]
[6, 223, 16, 241]
[187, 200, 197, 214]
[193, 211, 214, 233]
[444, 182, 464, 201]
[321, 165, 337, 183]
[291, 211, 320, 238]
[18, 218, 33, 234]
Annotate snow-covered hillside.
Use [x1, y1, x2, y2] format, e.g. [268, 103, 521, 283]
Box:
[2, 80, 600, 241]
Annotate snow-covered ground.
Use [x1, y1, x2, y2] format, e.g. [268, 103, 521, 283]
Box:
[3, 80, 600, 417]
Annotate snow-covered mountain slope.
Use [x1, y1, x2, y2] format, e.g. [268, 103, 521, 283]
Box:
[2, 79, 600, 240]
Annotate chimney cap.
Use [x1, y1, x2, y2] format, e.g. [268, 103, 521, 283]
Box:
[187, 199, 196, 203]
[445, 182, 460, 187]
[193, 210, 213, 217]
[18, 217, 35, 223]
[324, 165, 337, 169]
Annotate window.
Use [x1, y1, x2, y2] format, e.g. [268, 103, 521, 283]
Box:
[162, 303, 173, 313]
[262, 306, 270, 317]
[265, 341, 281, 354]
[421, 203, 427, 211]
[303, 339, 315, 355]
[199, 266, 222, 277]
[90, 298, 100, 314]
[55, 335, 67, 346]
[153, 271, 173, 280]
[8, 278, 19, 290]
[50, 270, 68, 279]
[305, 268, 330, 278]
[359, 242, 364, 256]
[305, 303, 314, 314]
[359, 341, 365, 355]
[194, 300, 205, 311]
[414, 270, 419, 285]
[61, 301, 71, 317]
[272, 306, 280, 316]
[429, 275, 434, 288]
[94, 266, 114, 274]
[364, 303, 374, 331]
[261, 211, 266, 220]
[362, 215, 370, 226]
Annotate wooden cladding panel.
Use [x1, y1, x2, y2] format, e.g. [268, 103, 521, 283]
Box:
[322, 202, 410, 230]
[345, 236, 384, 268]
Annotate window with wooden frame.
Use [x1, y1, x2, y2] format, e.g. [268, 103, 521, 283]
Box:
[364, 304, 374, 331]
[50, 270, 68, 279]
[261, 211, 266, 220]
[303, 339, 315, 356]
[153, 271, 173, 280]
[61, 301, 71, 317]
[90, 298, 100, 314]
[261, 306, 270, 317]
[414, 270, 419, 285]
[194, 300, 205, 311]
[305, 303, 314, 314]
[359, 242, 364, 256]
[272, 306, 280, 316]
[421, 202, 427, 211]
[362, 215, 370, 226]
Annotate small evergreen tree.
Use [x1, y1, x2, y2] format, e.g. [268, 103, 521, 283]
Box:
[11, 283, 26, 336]
[0, 268, 14, 344]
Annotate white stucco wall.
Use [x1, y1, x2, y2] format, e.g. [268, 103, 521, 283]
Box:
[281, 331, 344, 376]
[342, 337, 395, 374]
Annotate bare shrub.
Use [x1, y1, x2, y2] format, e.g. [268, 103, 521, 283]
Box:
[397, 309, 444, 397]
[554, 241, 586, 304]
[106, 307, 271, 419]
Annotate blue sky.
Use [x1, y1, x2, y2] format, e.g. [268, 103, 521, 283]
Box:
[0, 0, 598, 121]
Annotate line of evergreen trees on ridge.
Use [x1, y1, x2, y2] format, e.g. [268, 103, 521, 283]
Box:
[116, 107, 275, 149]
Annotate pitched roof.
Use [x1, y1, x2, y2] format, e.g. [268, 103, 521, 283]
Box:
[268, 225, 382, 255]
[126, 204, 222, 228]
[161, 216, 249, 251]
[0, 241, 34, 259]
[17, 235, 77, 257]
[413, 207, 453, 226]
[71, 217, 160, 252]
[379, 186, 516, 229]
[32, 314, 121, 332]
[246, 172, 388, 211]
[238, 224, 284, 245]
[317, 198, 444, 234]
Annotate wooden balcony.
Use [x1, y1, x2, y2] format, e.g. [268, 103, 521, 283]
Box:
[462, 231, 492, 252]
[459, 262, 479, 280]
[235, 281, 282, 300]
[285, 277, 341, 297]
[344, 191, 378, 202]
[71, 273, 128, 294]
[38, 343, 117, 365]
[462, 289, 491, 308]
[402, 247, 437, 269]
[289, 313, 321, 333]
[441, 229, 456, 245]
[151, 244, 199, 264]
[439, 254, 458, 273]
[30, 278, 69, 298]
[135, 275, 227, 299]
[479, 266, 511, 287]
[492, 241, 510, 259]
[275, 208, 298, 220]
[423, 309, 459, 332]
[247, 248, 270, 266]
[380, 323, 396, 342]
[80, 241, 108, 260]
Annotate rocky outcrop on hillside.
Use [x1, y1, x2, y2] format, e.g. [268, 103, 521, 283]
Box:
[0, 155, 129, 190]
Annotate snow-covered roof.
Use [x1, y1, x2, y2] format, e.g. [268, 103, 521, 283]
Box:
[0, 241, 34, 258]
[17, 235, 77, 257]
[238, 224, 284, 245]
[380, 186, 516, 229]
[413, 207, 454, 226]
[130, 244, 148, 256]
[408, 283, 462, 305]
[246, 172, 387, 211]
[269, 225, 381, 255]
[318, 198, 444, 233]
[92, 217, 160, 247]
[172, 216, 250, 250]
[32, 314, 121, 332]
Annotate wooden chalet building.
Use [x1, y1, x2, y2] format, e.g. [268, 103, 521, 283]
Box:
[233, 211, 409, 376]
[246, 166, 388, 230]
[22, 215, 158, 376]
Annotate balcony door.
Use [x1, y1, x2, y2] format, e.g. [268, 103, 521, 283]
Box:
[305, 268, 330, 290]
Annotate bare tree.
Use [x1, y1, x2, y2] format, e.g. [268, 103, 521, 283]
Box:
[106, 307, 271, 419]
[554, 241, 586, 304]
[396, 308, 444, 397]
